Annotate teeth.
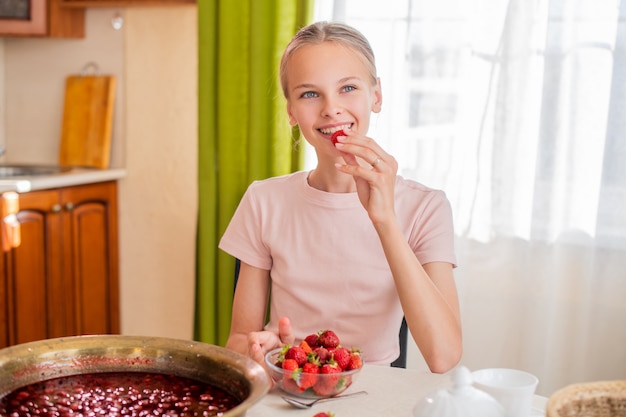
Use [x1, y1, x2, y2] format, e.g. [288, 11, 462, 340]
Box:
[320, 124, 351, 135]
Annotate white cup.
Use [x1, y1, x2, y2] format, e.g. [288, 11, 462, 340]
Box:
[472, 368, 539, 417]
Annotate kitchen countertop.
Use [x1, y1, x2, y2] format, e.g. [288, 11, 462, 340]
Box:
[0, 167, 127, 193]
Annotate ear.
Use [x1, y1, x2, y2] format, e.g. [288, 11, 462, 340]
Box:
[287, 102, 298, 126]
[372, 78, 383, 113]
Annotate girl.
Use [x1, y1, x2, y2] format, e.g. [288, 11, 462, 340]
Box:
[219, 21, 462, 373]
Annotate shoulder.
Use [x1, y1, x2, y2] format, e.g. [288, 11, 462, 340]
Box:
[247, 171, 307, 193]
[395, 176, 450, 206]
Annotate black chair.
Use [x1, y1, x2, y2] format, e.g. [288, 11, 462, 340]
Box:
[234, 258, 408, 368]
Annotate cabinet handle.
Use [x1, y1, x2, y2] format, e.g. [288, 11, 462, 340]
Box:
[2, 192, 21, 250]
[65, 202, 75, 211]
[51, 204, 62, 213]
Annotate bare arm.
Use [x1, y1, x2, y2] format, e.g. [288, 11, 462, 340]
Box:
[225, 261, 294, 366]
[335, 131, 462, 373]
[376, 220, 462, 373]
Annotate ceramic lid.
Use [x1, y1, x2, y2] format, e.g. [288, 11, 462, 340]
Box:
[412, 366, 506, 417]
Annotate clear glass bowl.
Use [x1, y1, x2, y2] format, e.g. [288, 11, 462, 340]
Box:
[264, 347, 362, 399]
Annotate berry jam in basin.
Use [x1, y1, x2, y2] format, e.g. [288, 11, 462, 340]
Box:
[0, 335, 271, 417]
[0, 372, 239, 416]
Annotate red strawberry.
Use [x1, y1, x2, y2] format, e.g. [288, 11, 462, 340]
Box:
[318, 330, 340, 348]
[313, 346, 330, 364]
[299, 340, 313, 354]
[314, 362, 342, 396]
[281, 358, 301, 393]
[313, 413, 335, 417]
[304, 333, 320, 347]
[347, 352, 363, 370]
[281, 358, 299, 371]
[282, 375, 300, 394]
[285, 346, 308, 366]
[298, 362, 320, 391]
[331, 129, 345, 145]
[333, 347, 351, 370]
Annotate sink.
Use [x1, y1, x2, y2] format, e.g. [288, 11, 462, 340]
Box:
[0, 164, 73, 178]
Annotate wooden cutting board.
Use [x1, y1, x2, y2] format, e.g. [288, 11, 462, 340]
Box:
[59, 74, 116, 169]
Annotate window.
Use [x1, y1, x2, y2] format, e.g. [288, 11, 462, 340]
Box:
[311, 0, 626, 250]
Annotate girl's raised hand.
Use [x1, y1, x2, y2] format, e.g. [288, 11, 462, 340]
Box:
[334, 131, 398, 225]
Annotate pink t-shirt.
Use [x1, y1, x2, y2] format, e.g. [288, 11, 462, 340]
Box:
[219, 171, 456, 365]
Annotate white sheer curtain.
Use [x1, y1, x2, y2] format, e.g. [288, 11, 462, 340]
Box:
[314, 0, 626, 396]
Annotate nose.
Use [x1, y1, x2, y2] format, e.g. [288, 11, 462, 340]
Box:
[321, 96, 343, 117]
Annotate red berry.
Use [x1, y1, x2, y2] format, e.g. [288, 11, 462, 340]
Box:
[313, 362, 343, 396]
[299, 340, 313, 354]
[313, 413, 335, 417]
[313, 346, 330, 364]
[347, 352, 363, 370]
[318, 330, 340, 348]
[304, 333, 320, 347]
[285, 346, 308, 366]
[331, 129, 345, 145]
[333, 347, 351, 370]
[298, 362, 320, 391]
[281, 358, 299, 371]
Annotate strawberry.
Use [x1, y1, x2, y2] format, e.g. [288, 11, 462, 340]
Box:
[313, 346, 330, 364]
[331, 129, 345, 145]
[318, 330, 340, 348]
[314, 362, 342, 396]
[332, 347, 351, 371]
[313, 412, 335, 417]
[347, 352, 363, 370]
[304, 333, 320, 348]
[281, 358, 301, 393]
[298, 362, 319, 391]
[282, 375, 300, 395]
[299, 339, 313, 354]
[285, 346, 308, 366]
[281, 358, 299, 371]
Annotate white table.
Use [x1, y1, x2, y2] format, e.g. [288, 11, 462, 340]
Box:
[246, 365, 548, 417]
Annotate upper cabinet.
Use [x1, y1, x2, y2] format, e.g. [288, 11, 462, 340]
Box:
[0, 0, 195, 38]
[0, 0, 85, 38]
[60, 0, 194, 5]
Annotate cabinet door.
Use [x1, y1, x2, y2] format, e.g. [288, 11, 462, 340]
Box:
[61, 181, 120, 335]
[7, 189, 64, 345]
[0, 231, 7, 348]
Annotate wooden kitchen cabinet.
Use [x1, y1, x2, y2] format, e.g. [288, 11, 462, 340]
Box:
[0, 0, 84, 38]
[60, 0, 195, 6]
[0, 181, 120, 348]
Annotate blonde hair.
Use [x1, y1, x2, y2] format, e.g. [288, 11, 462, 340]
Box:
[279, 21, 378, 98]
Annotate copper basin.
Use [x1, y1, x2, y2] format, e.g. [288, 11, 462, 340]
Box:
[0, 335, 271, 416]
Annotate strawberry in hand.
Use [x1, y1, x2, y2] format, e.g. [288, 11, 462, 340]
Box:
[331, 129, 346, 145]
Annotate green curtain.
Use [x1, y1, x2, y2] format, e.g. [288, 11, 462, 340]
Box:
[195, 0, 313, 346]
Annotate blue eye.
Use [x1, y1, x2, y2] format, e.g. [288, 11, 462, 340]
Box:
[301, 91, 318, 98]
[342, 85, 356, 93]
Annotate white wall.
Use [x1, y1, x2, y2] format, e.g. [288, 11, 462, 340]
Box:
[1, 6, 198, 340]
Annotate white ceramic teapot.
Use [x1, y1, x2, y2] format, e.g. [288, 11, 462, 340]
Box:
[412, 366, 506, 417]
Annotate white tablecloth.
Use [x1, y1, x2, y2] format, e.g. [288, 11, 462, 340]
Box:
[246, 365, 548, 417]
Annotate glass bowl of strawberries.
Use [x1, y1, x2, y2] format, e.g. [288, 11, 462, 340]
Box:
[264, 330, 364, 399]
